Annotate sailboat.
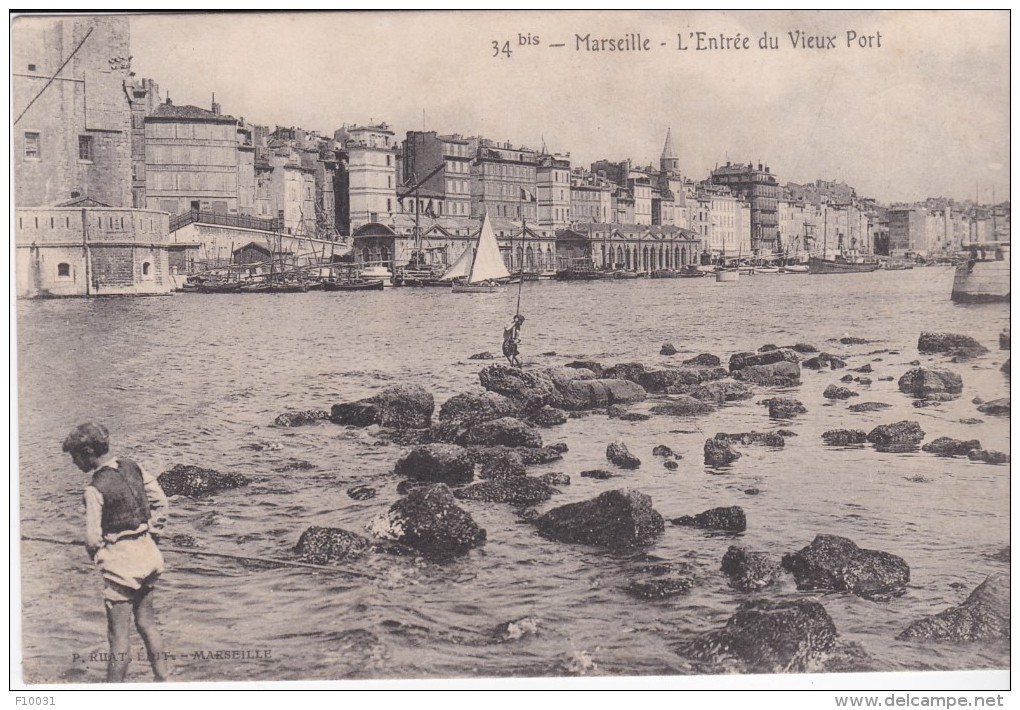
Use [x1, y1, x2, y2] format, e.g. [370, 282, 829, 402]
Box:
[443, 214, 511, 293]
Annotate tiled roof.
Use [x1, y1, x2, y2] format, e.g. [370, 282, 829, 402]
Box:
[149, 103, 237, 123]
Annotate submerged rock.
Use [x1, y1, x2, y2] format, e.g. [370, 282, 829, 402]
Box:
[852, 364, 874, 373]
[672, 506, 746, 532]
[565, 360, 604, 377]
[840, 336, 870, 345]
[538, 472, 570, 486]
[458, 417, 543, 449]
[921, 437, 981, 457]
[683, 353, 722, 367]
[715, 431, 785, 447]
[580, 469, 616, 480]
[494, 617, 540, 642]
[976, 398, 1010, 416]
[680, 598, 838, 674]
[649, 395, 713, 416]
[369, 483, 486, 560]
[663, 460, 679, 470]
[274, 409, 329, 427]
[468, 351, 495, 360]
[454, 476, 557, 506]
[1000, 329, 1010, 350]
[551, 378, 647, 411]
[721, 546, 784, 592]
[898, 573, 1010, 642]
[660, 343, 678, 356]
[729, 348, 800, 372]
[763, 397, 807, 419]
[468, 444, 563, 467]
[530, 406, 568, 427]
[394, 443, 475, 485]
[642, 367, 729, 393]
[295, 526, 374, 564]
[606, 442, 641, 469]
[967, 449, 1010, 465]
[626, 562, 697, 600]
[822, 429, 868, 446]
[652, 444, 676, 458]
[732, 361, 801, 387]
[897, 367, 963, 399]
[618, 412, 651, 422]
[158, 464, 249, 498]
[478, 450, 526, 481]
[532, 488, 665, 549]
[704, 438, 741, 467]
[782, 534, 909, 599]
[848, 402, 892, 413]
[684, 380, 755, 403]
[867, 421, 925, 446]
[917, 332, 990, 360]
[823, 385, 858, 400]
[346, 485, 377, 501]
[802, 353, 846, 370]
[1002, 359, 1010, 376]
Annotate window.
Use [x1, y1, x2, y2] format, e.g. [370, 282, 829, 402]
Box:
[386, 155, 391, 166]
[57, 263, 71, 278]
[24, 132, 40, 159]
[28, 63, 36, 71]
[78, 135, 93, 162]
[142, 262, 151, 277]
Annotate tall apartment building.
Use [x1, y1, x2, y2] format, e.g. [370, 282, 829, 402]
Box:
[401, 131, 473, 219]
[570, 169, 613, 223]
[471, 140, 538, 221]
[13, 15, 133, 207]
[345, 123, 398, 230]
[710, 162, 780, 252]
[536, 152, 571, 228]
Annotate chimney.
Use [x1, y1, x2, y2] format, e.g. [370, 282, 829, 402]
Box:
[211, 92, 221, 115]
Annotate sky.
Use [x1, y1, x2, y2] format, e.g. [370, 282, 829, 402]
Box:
[127, 10, 1009, 205]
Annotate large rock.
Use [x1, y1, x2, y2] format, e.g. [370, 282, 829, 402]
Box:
[602, 362, 646, 383]
[848, 402, 892, 413]
[454, 476, 558, 506]
[976, 398, 1010, 416]
[867, 421, 926, 446]
[532, 489, 665, 549]
[802, 353, 847, 370]
[550, 378, 646, 411]
[660, 343, 678, 356]
[295, 526, 374, 564]
[917, 332, 990, 360]
[781, 534, 910, 599]
[640, 367, 728, 393]
[672, 506, 746, 532]
[684, 353, 722, 367]
[369, 483, 486, 560]
[394, 443, 474, 485]
[565, 360, 604, 377]
[274, 409, 329, 427]
[822, 429, 868, 446]
[606, 442, 641, 469]
[897, 573, 1010, 642]
[967, 449, 1010, 465]
[704, 438, 741, 467]
[540, 365, 599, 390]
[823, 385, 858, 400]
[331, 384, 435, 429]
[478, 450, 526, 480]
[458, 417, 543, 448]
[897, 368, 963, 399]
[721, 546, 784, 592]
[158, 464, 249, 498]
[680, 599, 838, 673]
[529, 405, 568, 427]
[732, 361, 801, 387]
[438, 391, 524, 426]
[729, 348, 800, 372]
[478, 365, 555, 408]
[764, 397, 807, 419]
[921, 437, 982, 457]
[684, 380, 755, 403]
[649, 395, 713, 417]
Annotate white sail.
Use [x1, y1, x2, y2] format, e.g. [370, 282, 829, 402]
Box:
[439, 243, 474, 281]
[467, 214, 511, 283]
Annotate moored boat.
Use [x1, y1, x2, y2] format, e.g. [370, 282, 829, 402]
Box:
[715, 268, 739, 283]
[951, 244, 1010, 303]
[808, 256, 880, 274]
[360, 265, 394, 287]
[444, 214, 511, 293]
[322, 279, 385, 292]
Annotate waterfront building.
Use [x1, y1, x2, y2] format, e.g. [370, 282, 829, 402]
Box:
[401, 131, 473, 219]
[569, 169, 613, 223]
[710, 161, 780, 253]
[471, 139, 539, 221]
[345, 123, 399, 231]
[536, 152, 571, 229]
[13, 15, 133, 208]
[563, 222, 702, 272]
[886, 207, 928, 256]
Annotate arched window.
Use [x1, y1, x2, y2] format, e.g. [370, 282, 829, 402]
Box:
[57, 263, 71, 278]
[142, 262, 151, 276]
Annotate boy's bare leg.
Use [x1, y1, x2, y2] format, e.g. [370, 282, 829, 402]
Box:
[133, 587, 168, 681]
[105, 601, 132, 682]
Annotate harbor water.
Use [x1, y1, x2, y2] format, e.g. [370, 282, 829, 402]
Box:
[17, 267, 1010, 682]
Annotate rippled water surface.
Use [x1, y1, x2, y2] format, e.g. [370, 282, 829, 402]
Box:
[17, 268, 1010, 683]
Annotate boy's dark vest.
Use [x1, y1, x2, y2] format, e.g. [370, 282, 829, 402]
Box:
[90, 459, 150, 536]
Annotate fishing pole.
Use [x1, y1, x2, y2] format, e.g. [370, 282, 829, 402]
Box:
[20, 535, 383, 581]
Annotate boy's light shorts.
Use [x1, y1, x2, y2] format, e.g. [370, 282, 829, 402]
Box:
[95, 533, 164, 604]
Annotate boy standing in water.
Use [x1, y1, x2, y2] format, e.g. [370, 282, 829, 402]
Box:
[63, 422, 170, 682]
[502, 314, 525, 368]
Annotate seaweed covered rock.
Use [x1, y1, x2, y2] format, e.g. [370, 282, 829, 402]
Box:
[626, 562, 697, 600]
[802, 353, 847, 370]
[683, 353, 722, 367]
[847, 402, 892, 413]
[438, 391, 524, 426]
[897, 368, 963, 399]
[550, 378, 646, 411]
[823, 385, 858, 400]
[764, 397, 807, 419]
[680, 599, 838, 673]
[729, 348, 800, 372]
[565, 360, 604, 377]
[976, 398, 1010, 416]
[468, 444, 563, 467]
[603, 362, 646, 383]
[683, 380, 755, 403]
[530, 405, 568, 427]
[652, 445, 676, 458]
[394, 443, 475, 485]
[158, 464, 249, 498]
[967, 449, 1010, 465]
[458, 417, 543, 449]
[580, 469, 616, 480]
[606, 442, 641, 469]
[781, 534, 909, 599]
[532, 488, 664, 549]
[649, 395, 713, 417]
[538, 472, 570, 487]
[478, 450, 526, 481]
[274, 409, 329, 427]
[660, 343, 678, 356]
[721, 546, 784, 592]
[478, 365, 555, 408]
[917, 332, 990, 360]
[672, 506, 746, 532]
[822, 430, 868, 446]
[369, 483, 486, 560]
[295, 526, 374, 564]
[897, 573, 1010, 642]
[715, 431, 785, 447]
[704, 438, 741, 467]
[921, 437, 982, 457]
[331, 384, 435, 429]
[641, 367, 729, 393]
[732, 361, 801, 387]
[866, 421, 925, 446]
[454, 476, 558, 506]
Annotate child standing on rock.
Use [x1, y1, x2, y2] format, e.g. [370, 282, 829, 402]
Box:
[63, 422, 170, 682]
[502, 314, 525, 368]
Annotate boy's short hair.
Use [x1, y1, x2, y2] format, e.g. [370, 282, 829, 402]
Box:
[62, 422, 110, 456]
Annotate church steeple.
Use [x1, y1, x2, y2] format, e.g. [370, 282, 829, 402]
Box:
[660, 127, 679, 175]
